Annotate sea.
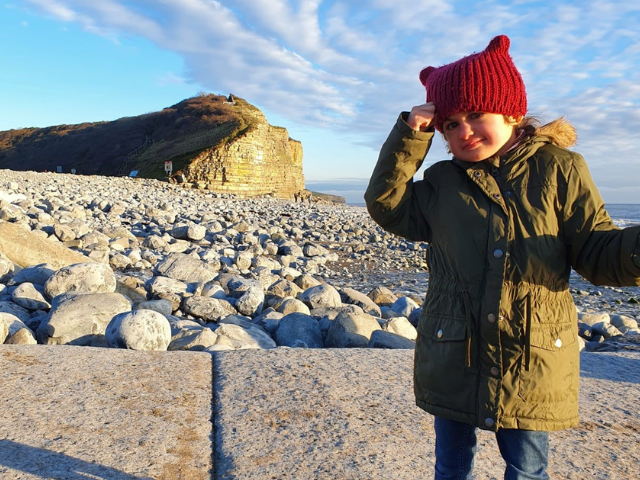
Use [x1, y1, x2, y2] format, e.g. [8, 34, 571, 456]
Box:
[606, 204, 640, 228]
[351, 202, 640, 227]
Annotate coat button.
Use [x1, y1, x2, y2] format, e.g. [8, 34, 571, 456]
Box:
[487, 313, 496, 323]
[437, 329, 443, 339]
[493, 193, 501, 200]
[473, 171, 481, 177]
[491, 367, 500, 376]
[555, 338, 562, 348]
[493, 249, 504, 258]
[485, 418, 495, 428]
[505, 191, 513, 197]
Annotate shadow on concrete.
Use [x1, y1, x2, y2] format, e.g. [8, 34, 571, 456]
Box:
[579, 352, 640, 384]
[211, 352, 231, 479]
[0, 440, 153, 480]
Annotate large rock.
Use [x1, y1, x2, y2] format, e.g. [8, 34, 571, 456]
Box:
[5, 327, 38, 344]
[0, 312, 35, 338]
[578, 312, 610, 326]
[390, 296, 420, 318]
[10, 263, 56, 286]
[37, 292, 132, 346]
[2, 312, 38, 344]
[299, 284, 342, 309]
[340, 287, 382, 317]
[275, 313, 324, 348]
[0, 301, 31, 323]
[276, 297, 310, 316]
[226, 277, 262, 298]
[267, 278, 303, 299]
[591, 321, 623, 339]
[368, 330, 416, 349]
[610, 314, 639, 333]
[367, 286, 398, 307]
[11, 282, 51, 311]
[213, 323, 276, 349]
[382, 317, 418, 341]
[154, 252, 218, 283]
[147, 276, 189, 296]
[168, 326, 219, 351]
[182, 296, 237, 322]
[252, 309, 284, 335]
[325, 310, 381, 348]
[234, 286, 265, 317]
[44, 262, 116, 299]
[106, 310, 172, 351]
[0, 221, 90, 269]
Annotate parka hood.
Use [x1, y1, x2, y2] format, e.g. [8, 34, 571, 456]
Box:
[528, 116, 577, 149]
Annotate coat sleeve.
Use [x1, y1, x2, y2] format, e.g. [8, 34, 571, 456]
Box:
[364, 113, 436, 242]
[563, 152, 640, 286]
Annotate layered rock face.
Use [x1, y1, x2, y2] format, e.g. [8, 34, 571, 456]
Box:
[182, 109, 304, 199]
[0, 94, 306, 200]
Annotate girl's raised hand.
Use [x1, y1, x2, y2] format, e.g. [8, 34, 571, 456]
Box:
[407, 102, 436, 131]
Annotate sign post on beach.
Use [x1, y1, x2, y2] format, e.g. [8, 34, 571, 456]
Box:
[164, 161, 172, 176]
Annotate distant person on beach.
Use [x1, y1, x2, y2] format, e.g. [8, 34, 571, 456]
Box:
[365, 35, 640, 479]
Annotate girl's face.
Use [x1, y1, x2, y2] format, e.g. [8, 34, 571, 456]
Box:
[442, 112, 517, 162]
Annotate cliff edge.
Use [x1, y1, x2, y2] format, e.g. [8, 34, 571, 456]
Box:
[0, 94, 305, 200]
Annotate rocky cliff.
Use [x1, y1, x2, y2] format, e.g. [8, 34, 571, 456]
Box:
[174, 104, 305, 198]
[0, 94, 306, 200]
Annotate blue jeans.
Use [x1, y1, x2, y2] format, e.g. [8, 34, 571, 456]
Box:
[434, 417, 549, 480]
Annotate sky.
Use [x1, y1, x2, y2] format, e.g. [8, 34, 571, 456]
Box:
[2, 1, 640, 205]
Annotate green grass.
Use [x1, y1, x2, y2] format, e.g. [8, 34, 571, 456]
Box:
[0, 93, 265, 178]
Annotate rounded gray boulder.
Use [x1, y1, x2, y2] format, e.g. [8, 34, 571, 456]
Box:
[275, 313, 323, 348]
[106, 310, 172, 351]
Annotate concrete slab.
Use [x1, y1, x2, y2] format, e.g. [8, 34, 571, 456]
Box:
[213, 349, 640, 479]
[2, 345, 639, 479]
[0, 345, 212, 480]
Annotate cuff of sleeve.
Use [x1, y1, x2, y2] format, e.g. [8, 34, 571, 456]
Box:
[398, 112, 435, 139]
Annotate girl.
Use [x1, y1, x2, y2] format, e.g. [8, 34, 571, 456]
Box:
[365, 35, 640, 480]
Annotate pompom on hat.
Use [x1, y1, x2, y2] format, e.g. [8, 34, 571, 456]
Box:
[419, 35, 527, 132]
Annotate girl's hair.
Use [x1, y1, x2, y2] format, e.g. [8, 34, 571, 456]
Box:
[513, 115, 541, 136]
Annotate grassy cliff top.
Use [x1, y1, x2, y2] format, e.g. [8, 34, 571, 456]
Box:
[0, 94, 269, 178]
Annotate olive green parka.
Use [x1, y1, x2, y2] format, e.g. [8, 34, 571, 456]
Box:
[365, 114, 640, 432]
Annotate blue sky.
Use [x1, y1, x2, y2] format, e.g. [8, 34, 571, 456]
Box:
[2, 1, 640, 204]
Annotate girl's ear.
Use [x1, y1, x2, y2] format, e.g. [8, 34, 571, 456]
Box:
[504, 115, 523, 126]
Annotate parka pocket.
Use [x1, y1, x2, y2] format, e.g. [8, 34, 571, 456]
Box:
[518, 322, 579, 404]
[414, 315, 477, 414]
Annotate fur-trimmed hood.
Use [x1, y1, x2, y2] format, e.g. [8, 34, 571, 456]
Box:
[528, 116, 577, 149]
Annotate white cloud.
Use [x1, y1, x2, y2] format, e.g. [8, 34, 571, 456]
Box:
[17, 0, 640, 201]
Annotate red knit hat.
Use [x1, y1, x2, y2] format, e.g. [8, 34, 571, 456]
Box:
[419, 35, 527, 132]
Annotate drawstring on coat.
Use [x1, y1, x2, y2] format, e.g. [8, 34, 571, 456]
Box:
[524, 292, 532, 371]
[462, 289, 473, 368]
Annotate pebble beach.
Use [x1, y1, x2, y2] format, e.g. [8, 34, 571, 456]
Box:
[0, 168, 639, 352]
